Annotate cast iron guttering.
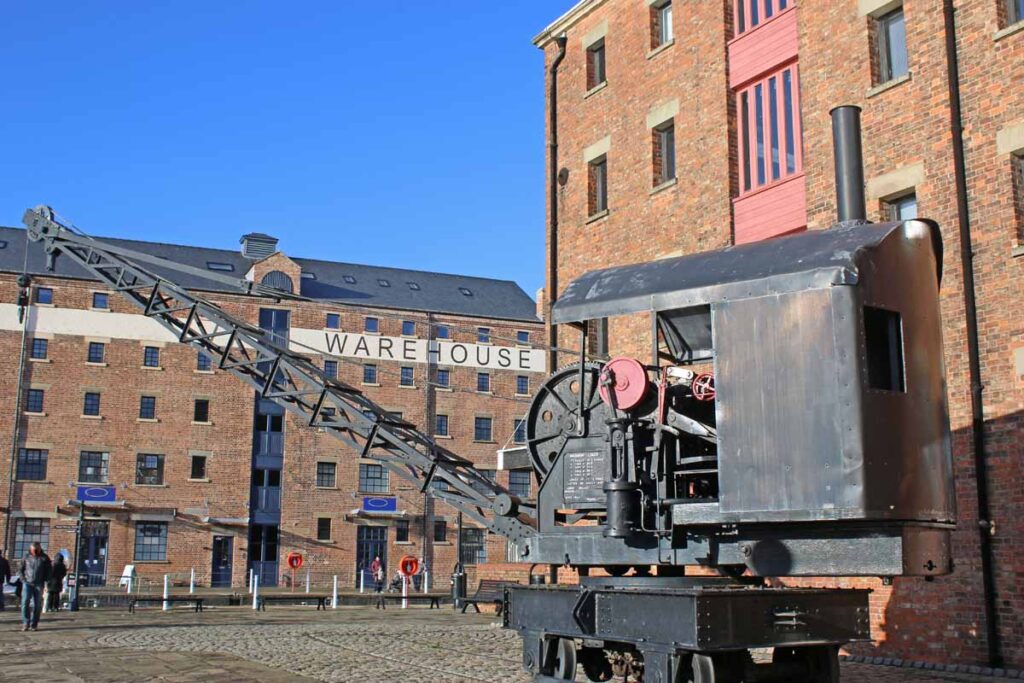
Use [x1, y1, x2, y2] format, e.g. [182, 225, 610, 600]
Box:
[546, 35, 568, 373]
[943, 0, 1001, 668]
[2, 277, 31, 553]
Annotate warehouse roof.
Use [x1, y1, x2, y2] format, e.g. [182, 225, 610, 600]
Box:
[0, 226, 541, 323]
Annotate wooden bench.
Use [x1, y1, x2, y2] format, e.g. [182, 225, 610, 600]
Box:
[460, 580, 515, 616]
[128, 596, 205, 613]
[374, 593, 444, 610]
[257, 594, 330, 611]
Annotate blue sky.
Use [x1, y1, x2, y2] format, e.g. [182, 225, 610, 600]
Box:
[1, 2, 574, 296]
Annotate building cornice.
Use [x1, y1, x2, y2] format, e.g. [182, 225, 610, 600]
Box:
[532, 0, 607, 48]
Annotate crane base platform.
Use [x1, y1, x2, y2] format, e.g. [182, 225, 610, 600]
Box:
[503, 579, 870, 682]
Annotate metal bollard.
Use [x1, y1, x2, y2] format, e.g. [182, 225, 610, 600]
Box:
[402, 575, 408, 609]
[332, 575, 338, 609]
[359, 570, 365, 593]
[189, 568, 195, 594]
[305, 570, 310, 594]
[423, 570, 429, 594]
[248, 569, 254, 594]
[163, 574, 170, 611]
[252, 575, 260, 610]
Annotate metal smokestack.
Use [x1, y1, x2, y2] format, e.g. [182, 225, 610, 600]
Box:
[830, 105, 867, 225]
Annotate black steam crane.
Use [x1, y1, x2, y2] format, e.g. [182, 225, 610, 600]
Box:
[20, 110, 957, 683]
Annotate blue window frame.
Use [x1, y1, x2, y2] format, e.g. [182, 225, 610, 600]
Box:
[400, 366, 414, 386]
[324, 360, 338, 379]
[436, 325, 450, 339]
[316, 462, 337, 488]
[88, 342, 105, 364]
[134, 522, 168, 561]
[25, 389, 44, 413]
[402, 320, 416, 336]
[83, 392, 101, 416]
[363, 364, 377, 384]
[358, 463, 389, 493]
[436, 368, 450, 388]
[877, 7, 909, 83]
[516, 375, 529, 395]
[326, 313, 341, 329]
[365, 317, 379, 333]
[435, 414, 449, 436]
[143, 346, 160, 367]
[477, 327, 491, 343]
[139, 395, 157, 419]
[197, 352, 212, 371]
[517, 330, 530, 344]
[513, 418, 526, 444]
[474, 416, 493, 442]
[16, 449, 48, 481]
[35, 287, 53, 305]
[477, 373, 490, 393]
[509, 470, 531, 498]
[30, 338, 48, 359]
[92, 292, 109, 309]
[79, 451, 109, 483]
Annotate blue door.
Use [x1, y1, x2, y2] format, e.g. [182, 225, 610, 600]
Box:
[211, 536, 232, 588]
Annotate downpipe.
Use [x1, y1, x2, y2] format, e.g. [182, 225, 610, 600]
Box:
[546, 35, 567, 373]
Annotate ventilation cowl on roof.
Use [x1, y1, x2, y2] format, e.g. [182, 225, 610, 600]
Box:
[240, 232, 279, 260]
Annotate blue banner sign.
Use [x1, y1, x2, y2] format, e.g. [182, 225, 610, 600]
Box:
[362, 496, 397, 513]
[77, 485, 116, 503]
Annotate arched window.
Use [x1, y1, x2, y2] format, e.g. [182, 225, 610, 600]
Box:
[261, 270, 294, 293]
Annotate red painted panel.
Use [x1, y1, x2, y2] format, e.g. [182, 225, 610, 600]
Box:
[728, 7, 799, 89]
[733, 173, 807, 244]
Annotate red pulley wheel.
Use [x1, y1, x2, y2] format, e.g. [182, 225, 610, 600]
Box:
[598, 357, 650, 411]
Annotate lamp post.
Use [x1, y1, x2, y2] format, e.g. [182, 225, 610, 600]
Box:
[69, 503, 85, 612]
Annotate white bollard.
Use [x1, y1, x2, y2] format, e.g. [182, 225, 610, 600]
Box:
[332, 575, 338, 609]
[248, 569, 254, 594]
[163, 574, 170, 611]
[252, 574, 260, 610]
[423, 570, 429, 594]
[402, 575, 408, 609]
[189, 568, 195, 594]
[359, 570, 365, 593]
[305, 569, 310, 594]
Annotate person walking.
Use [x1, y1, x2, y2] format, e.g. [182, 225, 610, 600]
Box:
[0, 549, 11, 611]
[19, 542, 51, 631]
[46, 554, 67, 612]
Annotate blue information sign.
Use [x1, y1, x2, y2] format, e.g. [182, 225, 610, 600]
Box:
[362, 496, 397, 513]
[76, 485, 116, 503]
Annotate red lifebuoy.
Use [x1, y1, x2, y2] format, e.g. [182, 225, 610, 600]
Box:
[286, 552, 304, 570]
[399, 555, 419, 577]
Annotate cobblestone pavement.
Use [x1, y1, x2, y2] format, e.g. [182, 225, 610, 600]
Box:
[0, 606, 1002, 682]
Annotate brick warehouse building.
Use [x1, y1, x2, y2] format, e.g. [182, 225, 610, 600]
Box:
[534, 0, 1023, 671]
[0, 227, 545, 591]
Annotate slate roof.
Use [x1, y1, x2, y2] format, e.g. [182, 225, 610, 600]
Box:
[0, 227, 541, 323]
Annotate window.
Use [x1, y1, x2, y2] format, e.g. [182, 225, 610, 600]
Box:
[513, 419, 527, 444]
[139, 395, 157, 419]
[477, 372, 491, 393]
[400, 366, 414, 386]
[653, 120, 676, 186]
[29, 338, 48, 360]
[301, 271, 317, 280]
[402, 320, 416, 336]
[396, 519, 410, 543]
[79, 451, 109, 483]
[430, 478, 449, 493]
[377, 278, 390, 288]
[359, 463, 389, 493]
[433, 520, 447, 542]
[435, 414, 449, 437]
[317, 517, 332, 541]
[516, 375, 530, 395]
[343, 274, 357, 284]
[83, 392, 101, 416]
[885, 193, 918, 221]
[35, 287, 53, 305]
[736, 0, 789, 35]
[876, 7, 909, 84]
[436, 368, 450, 388]
[190, 454, 207, 480]
[193, 399, 210, 423]
[87, 342, 105, 364]
[460, 528, 487, 565]
[136, 453, 165, 485]
[477, 327, 491, 343]
[864, 306, 906, 393]
[316, 462, 337, 488]
[474, 469, 497, 496]
[134, 522, 168, 561]
[363, 364, 378, 384]
[509, 470, 532, 498]
[196, 351, 212, 371]
[25, 389, 44, 414]
[1009, 0, 1024, 24]
[516, 330, 530, 344]
[458, 287, 473, 297]
[589, 156, 609, 215]
[651, 0, 673, 49]
[13, 519, 49, 559]
[474, 416, 493, 442]
[407, 281, 420, 291]
[92, 292, 109, 309]
[16, 448, 48, 481]
[586, 39, 606, 90]
[365, 317, 379, 333]
[261, 271, 294, 294]
[737, 64, 803, 194]
[206, 261, 234, 272]
[324, 360, 338, 379]
[436, 325, 451, 339]
[1014, 153, 1024, 245]
[326, 313, 341, 329]
[143, 346, 160, 367]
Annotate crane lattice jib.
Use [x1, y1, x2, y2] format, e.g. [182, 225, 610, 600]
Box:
[22, 206, 535, 544]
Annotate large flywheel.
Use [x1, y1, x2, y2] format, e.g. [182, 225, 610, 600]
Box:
[526, 362, 611, 479]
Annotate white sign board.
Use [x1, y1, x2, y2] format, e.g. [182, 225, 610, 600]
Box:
[118, 564, 138, 587]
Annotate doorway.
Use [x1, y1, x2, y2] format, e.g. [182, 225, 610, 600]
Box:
[211, 536, 233, 588]
[355, 525, 387, 588]
[78, 521, 109, 587]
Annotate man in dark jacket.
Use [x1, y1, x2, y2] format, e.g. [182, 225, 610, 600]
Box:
[0, 549, 11, 611]
[46, 554, 67, 611]
[19, 542, 51, 631]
